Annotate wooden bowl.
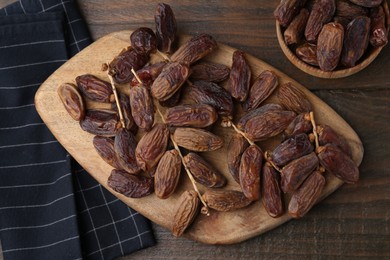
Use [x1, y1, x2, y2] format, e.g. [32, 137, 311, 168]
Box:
[276, 1, 390, 79]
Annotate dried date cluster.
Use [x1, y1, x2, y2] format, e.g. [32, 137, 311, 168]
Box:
[58, 3, 361, 238]
[275, 0, 389, 71]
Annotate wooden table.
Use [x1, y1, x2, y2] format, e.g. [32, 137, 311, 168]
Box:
[1, 0, 389, 259]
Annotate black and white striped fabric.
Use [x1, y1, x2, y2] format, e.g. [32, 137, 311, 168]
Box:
[0, 1, 155, 259]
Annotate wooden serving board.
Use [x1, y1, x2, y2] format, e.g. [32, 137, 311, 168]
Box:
[35, 31, 364, 245]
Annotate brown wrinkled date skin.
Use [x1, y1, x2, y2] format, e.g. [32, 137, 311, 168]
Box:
[151, 62, 190, 101]
[284, 8, 310, 45]
[305, 0, 336, 42]
[317, 22, 344, 72]
[237, 103, 283, 130]
[239, 145, 263, 201]
[108, 169, 154, 198]
[244, 110, 296, 141]
[108, 47, 149, 84]
[130, 27, 157, 55]
[317, 124, 352, 158]
[227, 50, 251, 102]
[271, 133, 314, 167]
[58, 83, 85, 121]
[111, 93, 137, 133]
[283, 112, 312, 139]
[189, 62, 230, 83]
[202, 189, 252, 212]
[184, 153, 227, 188]
[165, 104, 217, 128]
[288, 170, 326, 218]
[155, 3, 177, 54]
[80, 109, 120, 136]
[349, 0, 383, 8]
[154, 149, 182, 199]
[317, 145, 359, 184]
[336, 0, 368, 21]
[281, 152, 319, 194]
[93, 136, 123, 170]
[114, 128, 140, 174]
[242, 70, 279, 112]
[296, 42, 319, 66]
[262, 162, 284, 218]
[185, 80, 234, 119]
[172, 190, 199, 237]
[129, 85, 154, 131]
[227, 134, 249, 183]
[341, 16, 371, 67]
[277, 82, 313, 113]
[130, 61, 167, 88]
[173, 127, 224, 152]
[370, 6, 388, 47]
[75, 74, 114, 103]
[171, 34, 218, 65]
[159, 88, 182, 108]
[135, 124, 169, 171]
[274, 0, 308, 27]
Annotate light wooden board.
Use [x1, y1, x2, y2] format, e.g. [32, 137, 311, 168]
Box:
[35, 30, 364, 245]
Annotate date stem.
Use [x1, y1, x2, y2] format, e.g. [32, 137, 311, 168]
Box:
[264, 150, 282, 172]
[229, 121, 255, 146]
[107, 67, 125, 128]
[131, 67, 210, 216]
[309, 111, 319, 149]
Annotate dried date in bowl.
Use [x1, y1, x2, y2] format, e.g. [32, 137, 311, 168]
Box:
[275, 0, 389, 78]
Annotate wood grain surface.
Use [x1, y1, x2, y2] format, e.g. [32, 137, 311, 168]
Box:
[1, 0, 390, 259]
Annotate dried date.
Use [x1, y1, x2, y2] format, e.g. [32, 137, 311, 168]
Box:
[277, 82, 312, 113]
[283, 112, 312, 139]
[184, 80, 234, 120]
[75, 74, 114, 103]
[130, 27, 157, 55]
[296, 42, 319, 66]
[172, 190, 199, 237]
[155, 3, 177, 54]
[136, 123, 170, 171]
[150, 62, 190, 101]
[341, 16, 371, 67]
[227, 134, 249, 183]
[58, 83, 85, 121]
[348, 0, 383, 8]
[370, 5, 388, 47]
[202, 189, 252, 212]
[242, 70, 279, 112]
[183, 152, 227, 188]
[284, 8, 310, 45]
[271, 133, 314, 167]
[108, 47, 149, 84]
[129, 85, 154, 131]
[317, 144, 359, 184]
[280, 152, 319, 193]
[165, 104, 218, 128]
[171, 34, 217, 65]
[274, 0, 308, 27]
[173, 127, 224, 152]
[227, 50, 251, 102]
[317, 22, 344, 72]
[305, 0, 336, 42]
[336, 0, 368, 20]
[243, 110, 296, 141]
[114, 128, 140, 174]
[239, 145, 263, 201]
[111, 93, 137, 133]
[237, 103, 283, 130]
[154, 149, 182, 199]
[80, 109, 120, 136]
[93, 136, 123, 170]
[262, 162, 284, 218]
[288, 170, 326, 218]
[108, 169, 154, 198]
[189, 61, 230, 83]
[317, 124, 352, 158]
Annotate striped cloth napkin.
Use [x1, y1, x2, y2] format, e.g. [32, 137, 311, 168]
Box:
[0, 1, 155, 259]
